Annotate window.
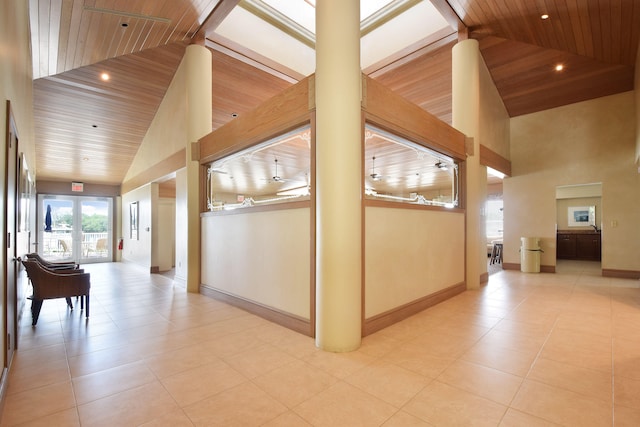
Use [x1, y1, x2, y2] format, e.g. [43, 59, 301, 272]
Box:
[364, 125, 459, 207]
[206, 125, 311, 211]
[486, 198, 503, 239]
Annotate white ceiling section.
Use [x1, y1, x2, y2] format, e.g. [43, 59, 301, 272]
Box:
[361, 1, 449, 69]
[215, 5, 316, 76]
[214, 0, 451, 77]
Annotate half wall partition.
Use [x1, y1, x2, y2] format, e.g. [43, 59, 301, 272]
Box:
[198, 75, 467, 338]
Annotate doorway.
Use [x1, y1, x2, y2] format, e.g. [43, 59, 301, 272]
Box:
[38, 194, 113, 263]
[555, 183, 602, 270]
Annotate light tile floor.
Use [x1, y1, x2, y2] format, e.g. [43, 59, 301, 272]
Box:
[2, 260, 640, 426]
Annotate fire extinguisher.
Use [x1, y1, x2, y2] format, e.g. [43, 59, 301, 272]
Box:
[118, 238, 123, 250]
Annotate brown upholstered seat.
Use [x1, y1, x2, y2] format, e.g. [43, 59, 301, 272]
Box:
[22, 259, 90, 325]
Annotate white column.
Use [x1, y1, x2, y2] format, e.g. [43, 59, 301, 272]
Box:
[315, 0, 362, 351]
[452, 39, 482, 289]
[185, 44, 212, 292]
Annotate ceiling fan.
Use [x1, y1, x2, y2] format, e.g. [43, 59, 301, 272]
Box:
[370, 156, 383, 181]
[269, 158, 287, 183]
[435, 161, 448, 171]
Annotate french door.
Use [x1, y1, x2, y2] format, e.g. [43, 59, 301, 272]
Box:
[37, 194, 112, 263]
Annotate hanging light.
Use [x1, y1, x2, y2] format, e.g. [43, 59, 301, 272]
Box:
[370, 156, 383, 181]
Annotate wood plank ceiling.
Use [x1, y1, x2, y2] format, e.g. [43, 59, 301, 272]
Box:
[28, 0, 640, 186]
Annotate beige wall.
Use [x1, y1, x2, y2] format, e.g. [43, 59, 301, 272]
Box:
[175, 168, 188, 283]
[478, 56, 510, 159]
[157, 198, 176, 271]
[505, 91, 640, 273]
[121, 184, 154, 268]
[201, 208, 311, 319]
[477, 53, 510, 278]
[121, 49, 196, 277]
[365, 207, 465, 318]
[635, 42, 640, 168]
[124, 60, 188, 181]
[556, 197, 601, 231]
[1, 0, 36, 371]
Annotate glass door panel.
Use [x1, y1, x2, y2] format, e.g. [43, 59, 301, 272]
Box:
[38, 195, 112, 263]
[81, 199, 111, 262]
[41, 197, 75, 261]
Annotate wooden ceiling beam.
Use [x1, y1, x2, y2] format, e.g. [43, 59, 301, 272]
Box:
[195, 0, 241, 40]
[428, 0, 466, 33]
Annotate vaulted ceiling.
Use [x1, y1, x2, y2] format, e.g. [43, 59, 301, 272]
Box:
[28, 0, 640, 186]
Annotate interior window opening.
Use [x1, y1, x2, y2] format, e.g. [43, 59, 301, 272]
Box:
[364, 124, 459, 208]
[206, 125, 311, 211]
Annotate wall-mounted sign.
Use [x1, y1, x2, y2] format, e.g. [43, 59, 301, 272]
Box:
[71, 181, 84, 192]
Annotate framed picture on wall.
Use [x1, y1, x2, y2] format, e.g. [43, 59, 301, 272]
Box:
[130, 201, 139, 240]
[568, 205, 595, 227]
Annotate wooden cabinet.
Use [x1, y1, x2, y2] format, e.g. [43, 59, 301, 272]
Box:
[557, 234, 576, 259]
[556, 232, 601, 261]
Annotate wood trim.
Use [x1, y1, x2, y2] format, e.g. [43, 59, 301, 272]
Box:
[309, 112, 317, 338]
[541, 265, 556, 273]
[121, 149, 186, 194]
[364, 198, 465, 214]
[198, 77, 312, 165]
[603, 269, 640, 279]
[361, 112, 366, 337]
[363, 282, 466, 336]
[0, 367, 7, 416]
[502, 263, 555, 273]
[465, 137, 475, 157]
[480, 272, 489, 283]
[200, 200, 310, 217]
[429, 0, 466, 32]
[150, 266, 159, 274]
[362, 75, 466, 161]
[199, 284, 311, 336]
[479, 144, 511, 176]
[195, 0, 241, 40]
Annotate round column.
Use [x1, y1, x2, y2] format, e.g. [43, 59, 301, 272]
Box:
[185, 44, 212, 293]
[315, 0, 362, 351]
[452, 39, 483, 289]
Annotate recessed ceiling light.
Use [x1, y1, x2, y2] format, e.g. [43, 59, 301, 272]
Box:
[100, 72, 110, 81]
[555, 64, 564, 71]
[541, 14, 549, 20]
[231, 113, 238, 118]
[83, 157, 89, 161]
[92, 124, 98, 128]
[121, 22, 129, 28]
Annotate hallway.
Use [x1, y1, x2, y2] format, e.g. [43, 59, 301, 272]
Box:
[2, 261, 640, 426]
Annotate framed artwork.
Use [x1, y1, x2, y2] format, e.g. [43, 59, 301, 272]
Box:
[130, 201, 139, 240]
[18, 153, 32, 232]
[568, 205, 595, 227]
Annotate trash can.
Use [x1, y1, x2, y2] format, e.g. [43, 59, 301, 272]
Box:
[520, 237, 542, 273]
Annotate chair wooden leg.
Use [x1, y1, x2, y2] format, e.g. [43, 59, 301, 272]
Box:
[66, 297, 73, 309]
[31, 299, 43, 326]
[85, 295, 90, 318]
